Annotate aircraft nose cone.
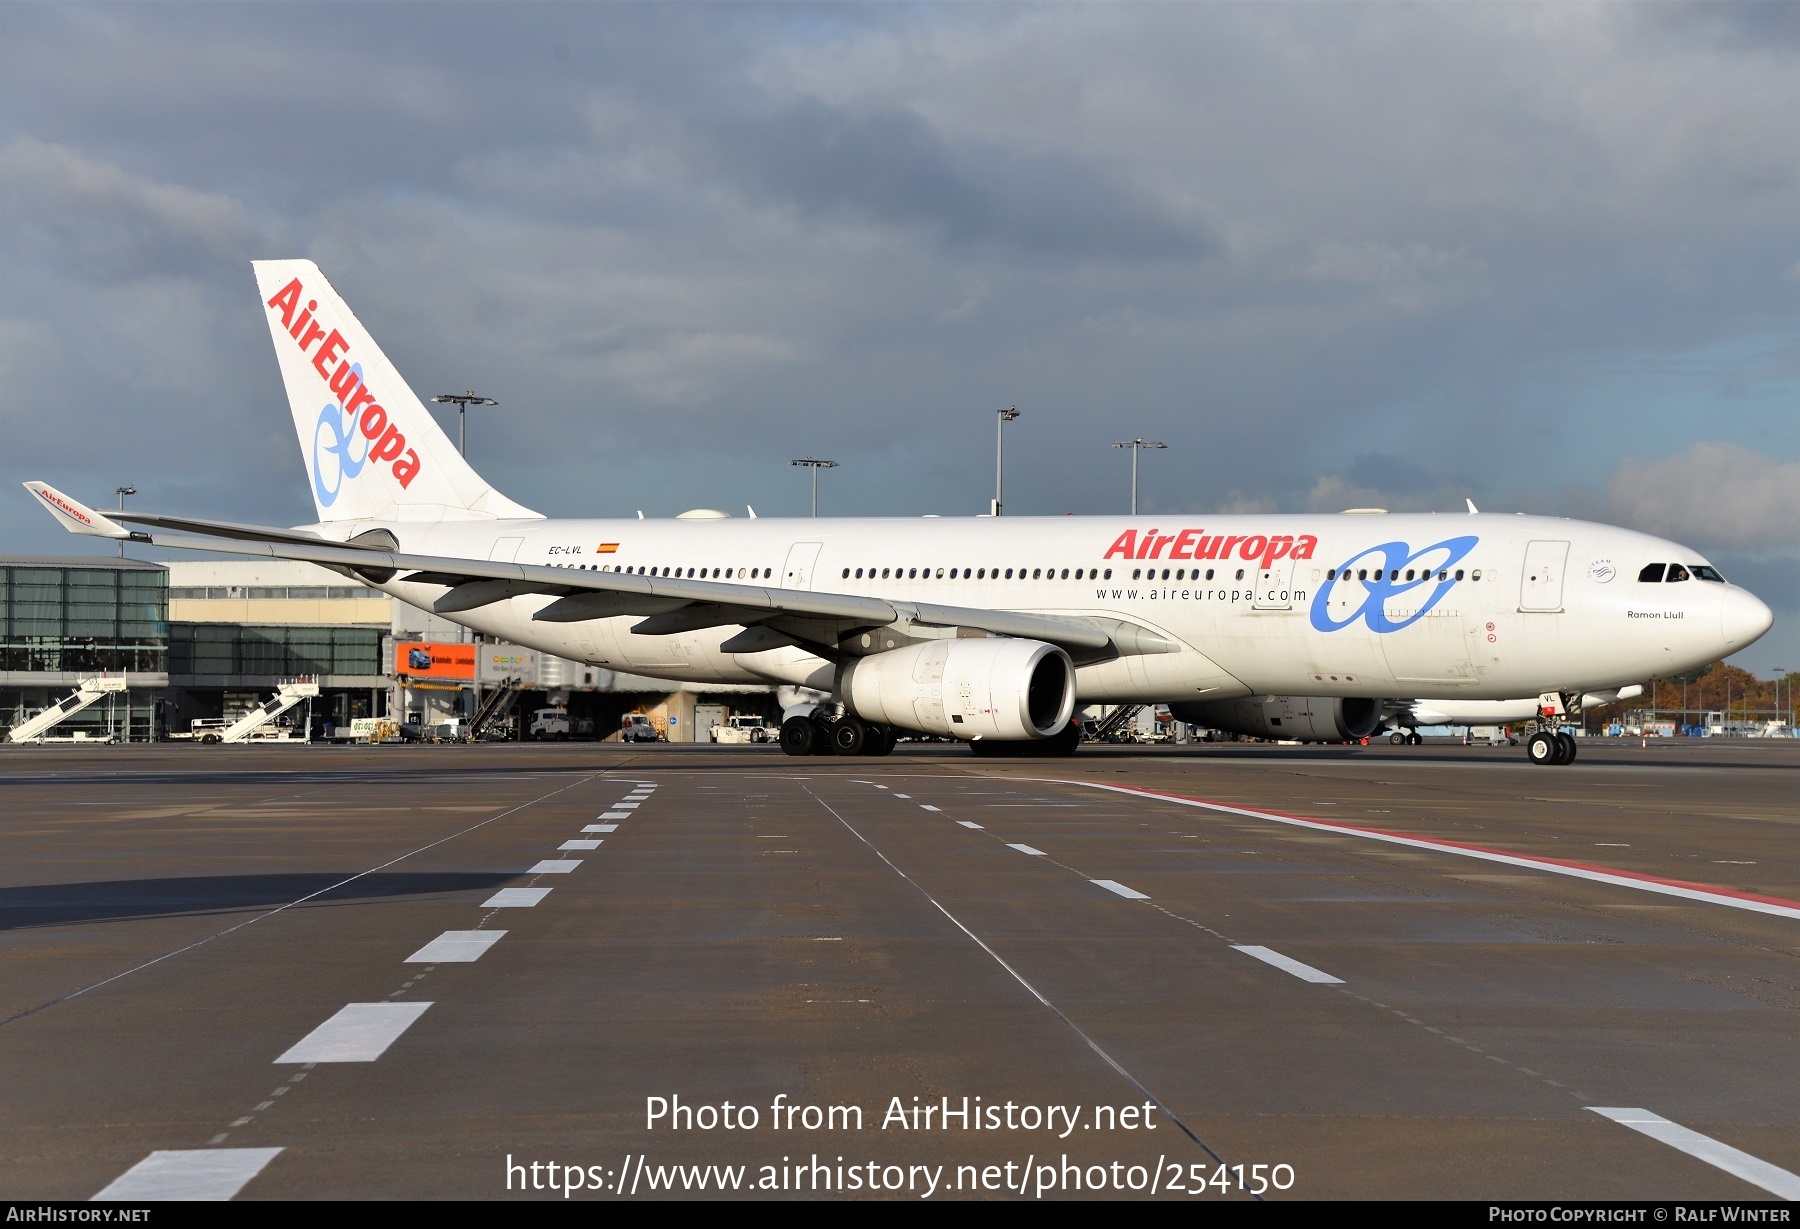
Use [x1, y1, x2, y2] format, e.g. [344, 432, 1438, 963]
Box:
[1721, 588, 1774, 648]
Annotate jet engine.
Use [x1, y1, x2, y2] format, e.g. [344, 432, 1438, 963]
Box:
[839, 638, 1075, 741]
[1170, 695, 1384, 743]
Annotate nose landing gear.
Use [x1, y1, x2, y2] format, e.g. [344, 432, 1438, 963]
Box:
[1525, 693, 1581, 766]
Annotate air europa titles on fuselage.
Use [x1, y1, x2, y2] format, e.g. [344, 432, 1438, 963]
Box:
[265, 278, 422, 491]
[1103, 528, 1318, 569]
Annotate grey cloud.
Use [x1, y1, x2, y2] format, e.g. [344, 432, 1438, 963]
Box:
[1608, 443, 1800, 551]
[707, 97, 1212, 260]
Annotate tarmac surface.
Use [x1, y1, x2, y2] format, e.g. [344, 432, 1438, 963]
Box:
[1, 738, 1795, 1201]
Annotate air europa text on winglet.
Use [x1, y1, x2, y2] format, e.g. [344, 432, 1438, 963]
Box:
[266, 277, 421, 490]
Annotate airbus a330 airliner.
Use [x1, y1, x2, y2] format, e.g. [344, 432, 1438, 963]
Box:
[27, 260, 1774, 765]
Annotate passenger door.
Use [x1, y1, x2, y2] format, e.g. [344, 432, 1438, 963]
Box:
[1519, 540, 1569, 612]
[781, 542, 823, 591]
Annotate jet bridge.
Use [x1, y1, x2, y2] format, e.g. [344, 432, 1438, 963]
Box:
[7, 675, 130, 743]
[216, 678, 320, 743]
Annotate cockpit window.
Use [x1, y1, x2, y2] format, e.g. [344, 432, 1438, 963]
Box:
[1692, 565, 1726, 583]
[1666, 563, 1690, 582]
[1637, 563, 1665, 583]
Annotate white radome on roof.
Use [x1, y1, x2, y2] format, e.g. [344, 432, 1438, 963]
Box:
[675, 509, 732, 520]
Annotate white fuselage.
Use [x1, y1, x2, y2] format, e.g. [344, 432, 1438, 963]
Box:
[333, 511, 1769, 705]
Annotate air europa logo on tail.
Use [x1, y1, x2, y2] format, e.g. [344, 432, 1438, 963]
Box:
[266, 278, 421, 504]
[1103, 528, 1318, 570]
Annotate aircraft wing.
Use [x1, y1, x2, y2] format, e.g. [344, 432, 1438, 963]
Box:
[24, 482, 1130, 654]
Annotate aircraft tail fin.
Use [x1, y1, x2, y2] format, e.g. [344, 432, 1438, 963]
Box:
[253, 259, 540, 525]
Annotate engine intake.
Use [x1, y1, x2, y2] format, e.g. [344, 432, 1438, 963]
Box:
[1170, 696, 1384, 743]
[839, 638, 1075, 741]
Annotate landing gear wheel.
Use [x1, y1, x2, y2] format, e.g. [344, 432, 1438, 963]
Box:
[831, 717, 867, 756]
[1042, 722, 1083, 757]
[1389, 731, 1406, 745]
[1527, 730, 1558, 765]
[751, 727, 768, 743]
[810, 718, 837, 755]
[1554, 732, 1577, 765]
[864, 724, 895, 756]
[779, 715, 816, 757]
[968, 739, 1008, 757]
[1408, 731, 1423, 746]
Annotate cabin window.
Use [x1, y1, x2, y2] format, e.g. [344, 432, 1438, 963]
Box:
[1104, 569, 1114, 579]
[1454, 569, 1464, 581]
[855, 567, 864, 578]
[907, 568, 916, 579]
[1666, 564, 1690, 582]
[936, 568, 944, 578]
[1638, 563, 1665, 582]
[1471, 569, 1481, 581]
[1132, 568, 1142, 580]
[842, 568, 850, 579]
[1235, 569, 1245, 580]
[1437, 570, 1447, 581]
[1205, 569, 1214, 580]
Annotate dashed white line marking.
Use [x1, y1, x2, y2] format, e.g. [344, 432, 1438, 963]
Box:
[1007, 843, 1046, 856]
[957, 821, 984, 829]
[1091, 879, 1150, 900]
[529, 859, 582, 874]
[1589, 1108, 1800, 1199]
[406, 931, 506, 963]
[613, 803, 640, 810]
[484, 888, 551, 908]
[893, 793, 911, 799]
[559, 839, 602, 850]
[920, 805, 941, 812]
[873, 785, 889, 790]
[583, 824, 619, 833]
[599, 812, 630, 819]
[1232, 945, 1343, 984]
[275, 1002, 433, 1063]
[94, 1148, 283, 1201]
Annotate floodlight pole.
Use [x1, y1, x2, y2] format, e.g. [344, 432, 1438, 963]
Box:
[1112, 438, 1166, 515]
[430, 391, 499, 457]
[114, 486, 135, 558]
[790, 456, 838, 517]
[992, 406, 1019, 516]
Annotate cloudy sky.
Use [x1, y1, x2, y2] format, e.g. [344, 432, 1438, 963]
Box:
[2, 2, 1795, 672]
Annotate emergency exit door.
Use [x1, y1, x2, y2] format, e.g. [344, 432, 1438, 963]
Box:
[782, 542, 823, 590]
[1519, 540, 1569, 612]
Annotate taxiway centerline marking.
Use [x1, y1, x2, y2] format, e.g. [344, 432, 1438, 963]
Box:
[1007, 843, 1047, 856]
[1067, 782, 1800, 921]
[920, 804, 941, 812]
[599, 811, 630, 819]
[957, 821, 984, 829]
[529, 859, 582, 874]
[1589, 1108, 1800, 1199]
[1232, 944, 1343, 984]
[583, 824, 619, 833]
[560, 839, 603, 850]
[94, 1147, 283, 1201]
[1092, 879, 1150, 901]
[275, 1002, 432, 1064]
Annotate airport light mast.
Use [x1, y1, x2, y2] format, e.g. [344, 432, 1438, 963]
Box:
[992, 406, 1020, 516]
[114, 486, 135, 558]
[1112, 438, 1165, 515]
[429, 391, 499, 457]
[790, 456, 838, 517]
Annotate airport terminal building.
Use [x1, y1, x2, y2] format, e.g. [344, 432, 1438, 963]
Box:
[0, 555, 772, 743]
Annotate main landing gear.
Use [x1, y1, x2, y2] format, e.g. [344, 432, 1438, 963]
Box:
[1388, 729, 1423, 746]
[780, 714, 896, 757]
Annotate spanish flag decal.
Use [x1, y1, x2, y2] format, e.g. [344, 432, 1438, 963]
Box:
[597, 543, 619, 554]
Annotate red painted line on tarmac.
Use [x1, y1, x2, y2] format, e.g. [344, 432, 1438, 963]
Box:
[1061, 781, 1800, 921]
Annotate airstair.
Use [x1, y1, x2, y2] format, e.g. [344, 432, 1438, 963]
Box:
[1089, 704, 1146, 743]
[469, 677, 522, 741]
[218, 678, 320, 743]
[7, 675, 130, 743]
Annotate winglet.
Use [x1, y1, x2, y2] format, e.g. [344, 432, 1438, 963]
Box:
[1466, 498, 1480, 514]
[23, 482, 130, 538]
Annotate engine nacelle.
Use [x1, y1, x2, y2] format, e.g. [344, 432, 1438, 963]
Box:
[1170, 696, 1384, 743]
[839, 638, 1075, 741]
